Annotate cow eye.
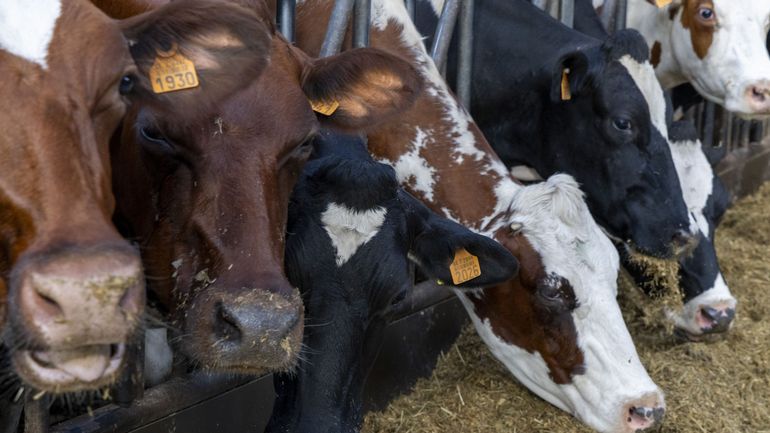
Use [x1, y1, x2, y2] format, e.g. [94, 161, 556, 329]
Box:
[698, 7, 714, 21]
[140, 126, 172, 150]
[612, 118, 632, 132]
[119, 75, 135, 95]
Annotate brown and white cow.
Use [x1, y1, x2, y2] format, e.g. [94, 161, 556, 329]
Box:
[0, 0, 153, 393]
[94, 0, 422, 374]
[292, 0, 664, 431]
[626, 0, 770, 116]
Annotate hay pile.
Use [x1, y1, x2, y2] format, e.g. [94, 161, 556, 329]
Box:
[363, 182, 770, 433]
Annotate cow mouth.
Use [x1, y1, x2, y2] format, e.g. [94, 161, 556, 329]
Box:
[13, 344, 125, 392]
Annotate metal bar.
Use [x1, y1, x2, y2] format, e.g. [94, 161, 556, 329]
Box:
[456, 0, 474, 108]
[24, 393, 49, 433]
[278, 0, 296, 42]
[702, 101, 716, 148]
[405, 0, 416, 22]
[741, 118, 751, 147]
[353, 0, 371, 48]
[560, 0, 574, 27]
[430, 0, 461, 71]
[320, 0, 356, 57]
[614, 0, 627, 31]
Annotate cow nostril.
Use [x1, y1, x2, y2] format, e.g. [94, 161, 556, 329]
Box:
[699, 306, 736, 334]
[751, 86, 768, 102]
[627, 406, 665, 431]
[213, 302, 242, 344]
[30, 288, 65, 319]
[671, 229, 696, 255]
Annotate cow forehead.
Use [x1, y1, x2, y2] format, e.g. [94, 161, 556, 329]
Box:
[617, 55, 668, 137]
[321, 202, 388, 266]
[0, 0, 61, 69]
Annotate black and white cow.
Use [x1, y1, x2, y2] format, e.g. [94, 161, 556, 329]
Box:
[265, 131, 517, 433]
[564, 0, 737, 336]
[419, 0, 697, 261]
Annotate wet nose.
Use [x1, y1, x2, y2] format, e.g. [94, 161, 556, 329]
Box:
[745, 81, 770, 113]
[671, 229, 697, 257]
[626, 405, 665, 432]
[698, 306, 736, 334]
[18, 248, 144, 345]
[189, 286, 304, 369]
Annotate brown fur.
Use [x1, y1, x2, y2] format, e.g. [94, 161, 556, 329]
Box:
[100, 0, 422, 373]
[680, 0, 716, 59]
[651, 41, 662, 67]
[291, 5, 586, 383]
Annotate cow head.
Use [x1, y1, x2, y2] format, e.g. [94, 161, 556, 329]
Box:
[625, 120, 736, 339]
[541, 30, 695, 259]
[267, 131, 516, 433]
[106, 1, 422, 373]
[462, 175, 665, 433]
[0, 0, 149, 392]
[665, 0, 770, 117]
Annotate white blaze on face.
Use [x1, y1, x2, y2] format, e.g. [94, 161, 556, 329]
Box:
[669, 0, 770, 115]
[618, 55, 668, 138]
[321, 202, 387, 266]
[668, 138, 713, 236]
[458, 174, 662, 433]
[0, 0, 61, 69]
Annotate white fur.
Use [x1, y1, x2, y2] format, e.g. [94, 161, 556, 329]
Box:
[389, 127, 438, 201]
[668, 138, 713, 236]
[618, 55, 669, 139]
[628, 0, 770, 116]
[321, 202, 386, 266]
[0, 0, 61, 69]
[144, 328, 173, 388]
[667, 136, 736, 333]
[458, 175, 662, 433]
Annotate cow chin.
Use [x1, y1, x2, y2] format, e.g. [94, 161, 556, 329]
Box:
[11, 343, 126, 394]
[179, 288, 305, 374]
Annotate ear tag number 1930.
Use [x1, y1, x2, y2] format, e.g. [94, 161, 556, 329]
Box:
[149, 46, 200, 94]
[449, 248, 482, 285]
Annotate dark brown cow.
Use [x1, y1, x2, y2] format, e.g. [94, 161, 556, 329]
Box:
[94, 0, 422, 373]
[291, 0, 665, 431]
[0, 0, 229, 393]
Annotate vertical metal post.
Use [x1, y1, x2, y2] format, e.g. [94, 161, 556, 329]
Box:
[320, 0, 356, 57]
[560, 0, 574, 27]
[23, 393, 48, 433]
[353, 0, 371, 48]
[430, 0, 461, 71]
[405, 0, 416, 22]
[702, 101, 716, 148]
[456, 0, 474, 108]
[614, 0, 627, 30]
[278, 0, 296, 42]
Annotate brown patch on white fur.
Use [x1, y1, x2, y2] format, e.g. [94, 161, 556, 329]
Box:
[680, 0, 716, 59]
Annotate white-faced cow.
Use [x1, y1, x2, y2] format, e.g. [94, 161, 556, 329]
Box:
[0, 0, 161, 393]
[266, 131, 517, 433]
[95, 0, 422, 374]
[293, 0, 666, 431]
[421, 0, 697, 264]
[626, 0, 770, 116]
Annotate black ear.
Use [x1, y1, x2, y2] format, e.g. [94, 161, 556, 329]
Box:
[549, 46, 604, 103]
[402, 192, 518, 289]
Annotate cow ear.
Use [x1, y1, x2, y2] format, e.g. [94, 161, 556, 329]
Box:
[402, 192, 519, 289]
[120, 0, 272, 109]
[550, 48, 603, 102]
[301, 48, 423, 131]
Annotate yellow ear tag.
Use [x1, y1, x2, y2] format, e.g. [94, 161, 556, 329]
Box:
[560, 68, 572, 101]
[309, 99, 340, 116]
[654, 0, 672, 7]
[149, 45, 200, 94]
[449, 248, 482, 285]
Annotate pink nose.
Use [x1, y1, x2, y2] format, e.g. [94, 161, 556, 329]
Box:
[697, 305, 735, 334]
[17, 247, 144, 347]
[745, 81, 770, 113]
[622, 393, 665, 433]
